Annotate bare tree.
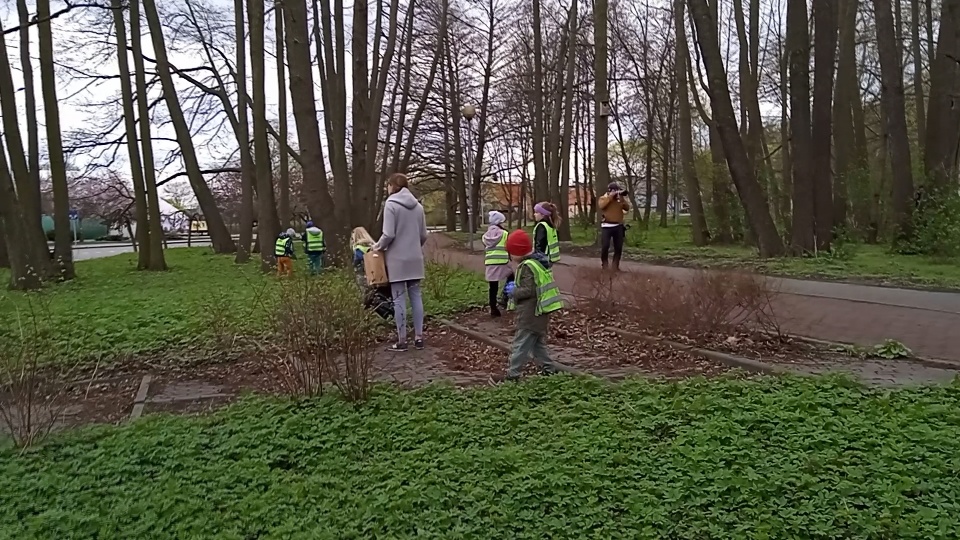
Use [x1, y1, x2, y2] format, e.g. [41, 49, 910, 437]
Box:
[17, 0, 42, 232]
[251, 0, 281, 269]
[141, 0, 236, 253]
[688, 0, 784, 257]
[130, 0, 167, 270]
[38, 0, 76, 279]
[911, 0, 926, 151]
[811, 0, 839, 251]
[786, 0, 814, 253]
[675, 0, 709, 245]
[234, 0, 254, 262]
[112, 0, 152, 270]
[0, 140, 43, 290]
[873, 0, 916, 242]
[0, 17, 51, 283]
[283, 0, 338, 250]
[276, 4, 291, 227]
[595, 0, 610, 216]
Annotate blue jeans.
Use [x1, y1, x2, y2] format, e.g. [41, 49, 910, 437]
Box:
[507, 329, 556, 378]
[306, 252, 323, 274]
[391, 280, 424, 344]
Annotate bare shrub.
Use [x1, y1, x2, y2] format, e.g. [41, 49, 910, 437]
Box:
[0, 297, 81, 450]
[573, 267, 629, 315]
[424, 257, 459, 301]
[574, 268, 780, 337]
[266, 272, 381, 402]
[687, 271, 781, 335]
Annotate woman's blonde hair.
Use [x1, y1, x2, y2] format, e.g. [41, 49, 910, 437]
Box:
[351, 226, 375, 247]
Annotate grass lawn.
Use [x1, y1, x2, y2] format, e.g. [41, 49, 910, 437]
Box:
[3, 375, 960, 538]
[450, 219, 960, 289]
[0, 248, 485, 365]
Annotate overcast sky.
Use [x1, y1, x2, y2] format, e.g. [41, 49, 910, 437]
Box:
[0, 0, 297, 201]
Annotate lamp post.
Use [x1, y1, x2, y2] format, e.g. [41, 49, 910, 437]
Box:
[460, 104, 476, 251]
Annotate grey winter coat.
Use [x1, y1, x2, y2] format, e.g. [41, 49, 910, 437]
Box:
[373, 187, 428, 283]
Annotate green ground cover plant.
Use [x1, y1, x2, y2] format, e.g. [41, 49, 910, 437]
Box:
[3, 375, 960, 538]
[448, 219, 960, 289]
[0, 249, 484, 365]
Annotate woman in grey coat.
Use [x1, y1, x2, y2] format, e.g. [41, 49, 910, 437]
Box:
[373, 173, 429, 351]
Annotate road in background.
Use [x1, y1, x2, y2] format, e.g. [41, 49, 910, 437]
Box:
[67, 229, 444, 261]
[71, 240, 213, 261]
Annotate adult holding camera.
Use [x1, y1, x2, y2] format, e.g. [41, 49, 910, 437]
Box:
[598, 182, 630, 270]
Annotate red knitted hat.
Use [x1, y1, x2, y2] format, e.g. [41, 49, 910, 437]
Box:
[505, 229, 533, 257]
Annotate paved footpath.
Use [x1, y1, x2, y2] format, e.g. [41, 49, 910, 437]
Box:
[426, 235, 960, 362]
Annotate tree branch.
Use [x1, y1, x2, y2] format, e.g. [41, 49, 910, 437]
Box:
[2, 2, 112, 35]
[157, 168, 242, 188]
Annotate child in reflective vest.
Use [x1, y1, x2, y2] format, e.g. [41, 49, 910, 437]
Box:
[483, 210, 512, 318]
[532, 201, 561, 266]
[274, 231, 295, 277]
[500, 229, 563, 381]
[302, 221, 325, 275]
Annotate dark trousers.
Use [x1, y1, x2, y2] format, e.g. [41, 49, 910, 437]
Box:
[601, 225, 625, 268]
[306, 252, 324, 274]
[488, 281, 500, 310]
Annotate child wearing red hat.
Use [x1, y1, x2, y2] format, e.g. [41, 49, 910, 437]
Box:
[497, 229, 563, 381]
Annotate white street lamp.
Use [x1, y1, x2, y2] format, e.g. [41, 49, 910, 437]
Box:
[460, 104, 477, 251]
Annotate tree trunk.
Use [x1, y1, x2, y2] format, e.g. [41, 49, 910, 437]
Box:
[811, 0, 839, 251]
[443, 28, 469, 232]
[675, 0, 709, 245]
[874, 0, 916, 242]
[911, 0, 927, 151]
[350, 0, 370, 228]
[250, 0, 280, 270]
[284, 0, 339, 252]
[531, 0, 549, 201]
[594, 0, 610, 218]
[37, 0, 76, 280]
[276, 4, 291, 228]
[923, 0, 960, 191]
[0, 142, 43, 290]
[709, 128, 733, 242]
[688, 0, 785, 257]
[833, 0, 858, 231]
[235, 0, 253, 263]
[0, 17, 51, 278]
[658, 85, 675, 228]
[358, 0, 403, 230]
[787, 0, 815, 253]
[130, 0, 167, 270]
[111, 0, 150, 272]
[870, 106, 889, 243]
[438, 15, 457, 233]
[557, 0, 577, 241]
[16, 0, 42, 233]
[141, 0, 236, 253]
[0, 218, 8, 268]
[644, 115, 655, 226]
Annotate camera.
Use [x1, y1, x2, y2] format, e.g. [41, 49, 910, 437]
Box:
[613, 189, 629, 198]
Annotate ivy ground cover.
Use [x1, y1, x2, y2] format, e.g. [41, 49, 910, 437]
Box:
[3, 376, 960, 538]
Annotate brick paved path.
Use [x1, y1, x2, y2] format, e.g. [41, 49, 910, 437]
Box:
[426, 235, 960, 362]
